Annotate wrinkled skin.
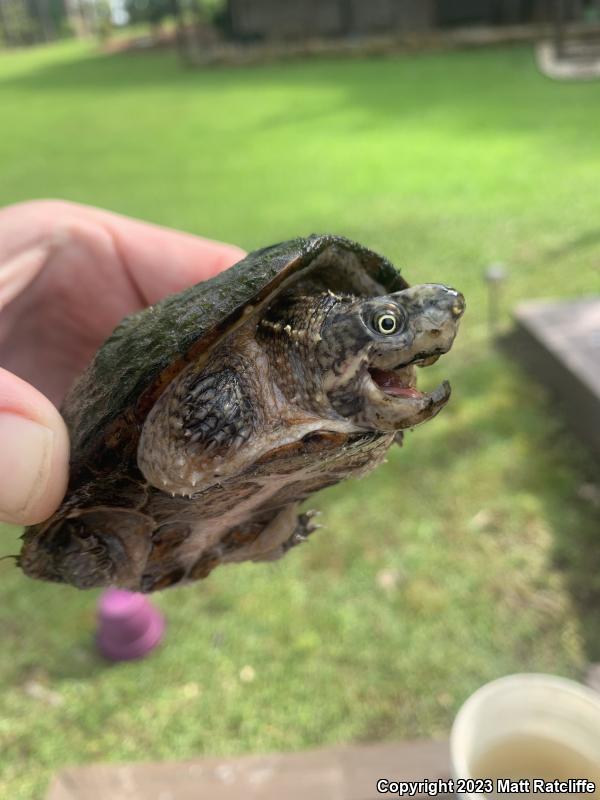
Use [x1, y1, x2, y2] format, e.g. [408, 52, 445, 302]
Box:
[19, 240, 465, 592]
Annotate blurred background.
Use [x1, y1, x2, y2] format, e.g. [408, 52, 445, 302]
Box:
[1, 1, 599, 797]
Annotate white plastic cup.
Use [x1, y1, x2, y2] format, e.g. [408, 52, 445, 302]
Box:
[451, 674, 600, 800]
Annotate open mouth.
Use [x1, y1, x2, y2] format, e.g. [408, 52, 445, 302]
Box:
[369, 365, 420, 398]
[368, 354, 443, 400]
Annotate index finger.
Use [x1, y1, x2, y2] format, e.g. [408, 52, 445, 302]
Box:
[78, 203, 247, 304]
[0, 200, 247, 307]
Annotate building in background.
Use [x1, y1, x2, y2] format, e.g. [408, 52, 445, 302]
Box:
[225, 0, 586, 41]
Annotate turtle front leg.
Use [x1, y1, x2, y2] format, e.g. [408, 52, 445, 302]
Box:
[137, 360, 260, 497]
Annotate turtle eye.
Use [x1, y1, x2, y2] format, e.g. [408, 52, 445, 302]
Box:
[373, 312, 400, 335]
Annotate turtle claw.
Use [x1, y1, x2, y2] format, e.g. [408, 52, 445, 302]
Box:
[297, 509, 322, 536]
[282, 510, 323, 553]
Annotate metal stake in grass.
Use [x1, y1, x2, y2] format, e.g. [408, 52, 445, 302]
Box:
[484, 263, 507, 338]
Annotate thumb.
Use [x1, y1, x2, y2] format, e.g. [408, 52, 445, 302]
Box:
[0, 368, 69, 525]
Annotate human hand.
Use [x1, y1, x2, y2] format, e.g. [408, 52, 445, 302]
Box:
[0, 200, 245, 526]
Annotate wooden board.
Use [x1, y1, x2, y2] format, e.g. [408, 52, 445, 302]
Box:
[46, 739, 451, 800]
[504, 297, 600, 456]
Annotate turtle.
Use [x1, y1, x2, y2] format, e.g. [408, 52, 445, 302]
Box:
[19, 234, 465, 593]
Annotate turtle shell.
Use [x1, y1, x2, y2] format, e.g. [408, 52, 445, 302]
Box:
[63, 233, 407, 488]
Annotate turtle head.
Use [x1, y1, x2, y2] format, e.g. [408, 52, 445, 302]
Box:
[318, 283, 465, 430]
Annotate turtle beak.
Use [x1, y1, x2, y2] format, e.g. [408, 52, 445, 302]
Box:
[365, 370, 451, 430]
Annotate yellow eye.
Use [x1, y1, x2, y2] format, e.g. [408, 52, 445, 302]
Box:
[375, 313, 398, 334]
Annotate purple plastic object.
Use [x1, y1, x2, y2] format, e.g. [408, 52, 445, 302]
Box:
[96, 589, 165, 662]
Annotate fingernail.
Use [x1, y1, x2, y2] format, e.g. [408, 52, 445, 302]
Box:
[0, 412, 53, 524]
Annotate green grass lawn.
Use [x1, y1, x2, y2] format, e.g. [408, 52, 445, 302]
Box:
[1, 40, 599, 799]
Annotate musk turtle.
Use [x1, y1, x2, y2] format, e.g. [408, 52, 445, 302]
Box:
[19, 234, 465, 592]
